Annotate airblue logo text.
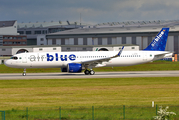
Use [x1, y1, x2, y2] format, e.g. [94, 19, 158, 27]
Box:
[47, 53, 76, 61]
[151, 31, 164, 47]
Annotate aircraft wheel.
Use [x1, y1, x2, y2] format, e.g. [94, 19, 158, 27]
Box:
[90, 70, 95, 75]
[84, 70, 90, 75]
[22, 72, 26, 76]
[23, 68, 26, 76]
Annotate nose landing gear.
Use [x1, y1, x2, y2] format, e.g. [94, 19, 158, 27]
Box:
[22, 68, 26, 76]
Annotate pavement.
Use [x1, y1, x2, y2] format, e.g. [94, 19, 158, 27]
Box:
[0, 71, 179, 80]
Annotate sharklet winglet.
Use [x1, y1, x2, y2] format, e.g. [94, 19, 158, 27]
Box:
[111, 46, 124, 58]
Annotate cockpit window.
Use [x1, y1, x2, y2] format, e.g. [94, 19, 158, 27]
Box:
[10, 56, 18, 60]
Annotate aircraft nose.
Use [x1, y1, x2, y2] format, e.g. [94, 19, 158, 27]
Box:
[4, 60, 12, 67]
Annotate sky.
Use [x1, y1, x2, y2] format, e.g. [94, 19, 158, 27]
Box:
[1, 0, 179, 25]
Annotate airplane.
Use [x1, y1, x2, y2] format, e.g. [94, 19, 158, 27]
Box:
[5, 28, 171, 76]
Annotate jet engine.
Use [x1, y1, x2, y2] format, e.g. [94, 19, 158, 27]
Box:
[61, 63, 82, 73]
[67, 63, 82, 73]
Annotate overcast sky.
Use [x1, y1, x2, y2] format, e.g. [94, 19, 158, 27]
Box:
[1, 0, 179, 25]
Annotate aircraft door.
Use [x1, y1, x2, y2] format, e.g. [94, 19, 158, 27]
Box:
[22, 54, 27, 63]
[143, 53, 147, 61]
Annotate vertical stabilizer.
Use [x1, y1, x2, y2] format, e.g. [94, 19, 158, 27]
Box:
[144, 28, 169, 51]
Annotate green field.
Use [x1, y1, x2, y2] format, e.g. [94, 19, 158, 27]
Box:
[0, 77, 179, 109]
[0, 77, 179, 119]
[1, 61, 179, 73]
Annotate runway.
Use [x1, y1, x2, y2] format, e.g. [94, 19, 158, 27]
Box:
[0, 71, 179, 80]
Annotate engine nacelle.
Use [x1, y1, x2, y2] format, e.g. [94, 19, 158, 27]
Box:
[67, 63, 82, 73]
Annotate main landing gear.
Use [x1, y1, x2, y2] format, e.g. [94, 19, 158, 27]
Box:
[22, 68, 26, 76]
[84, 69, 95, 75]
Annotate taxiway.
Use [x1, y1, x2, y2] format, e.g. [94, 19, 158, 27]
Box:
[0, 71, 179, 80]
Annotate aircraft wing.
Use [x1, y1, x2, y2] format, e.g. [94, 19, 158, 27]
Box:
[75, 46, 124, 67]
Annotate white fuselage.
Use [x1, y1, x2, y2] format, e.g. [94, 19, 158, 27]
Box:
[5, 50, 170, 69]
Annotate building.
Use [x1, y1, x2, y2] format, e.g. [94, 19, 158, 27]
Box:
[3, 35, 27, 46]
[0, 20, 18, 35]
[0, 20, 27, 46]
[17, 21, 87, 45]
[46, 20, 179, 54]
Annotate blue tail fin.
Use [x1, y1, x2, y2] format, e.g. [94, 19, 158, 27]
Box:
[143, 28, 169, 51]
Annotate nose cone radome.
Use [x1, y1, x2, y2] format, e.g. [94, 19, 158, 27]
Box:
[4, 60, 11, 67]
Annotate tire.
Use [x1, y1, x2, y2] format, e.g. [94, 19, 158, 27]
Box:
[84, 70, 90, 75]
[22, 73, 26, 76]
[90, 70, 95, 75]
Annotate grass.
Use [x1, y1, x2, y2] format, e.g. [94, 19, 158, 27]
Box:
[0, 77, 179, 119]
[3, 106, 164, 120]
[3, 105, 179, 120]
[1, 61, 179, 73]
[0, 77, 179, 109]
